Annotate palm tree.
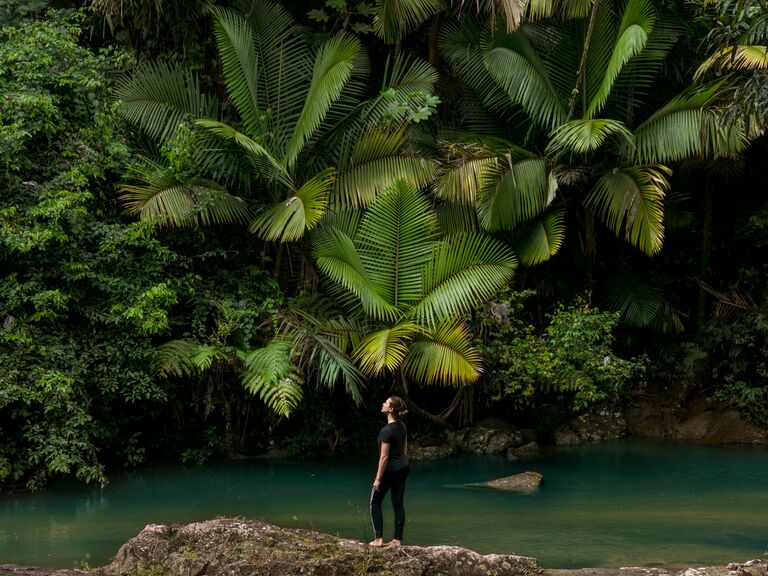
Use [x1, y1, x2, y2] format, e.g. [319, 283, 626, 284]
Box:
[115, 0, 439, 243]
[255, 179, 518, 421]
[694, 0, 768, 125]
[434, 0, 750, 331]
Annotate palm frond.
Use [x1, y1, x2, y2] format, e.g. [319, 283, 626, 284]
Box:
[458, 0, 528, 30]
[587, 165, 669, 256]
[241, 339, 303, 417]
[633, 84, 748, 163]
[525, 0, 555, 19]
[121, 159, 250, 227]
[115, 61, 218, 143]
[336, 129, 439, 208]
[436, 156, 499, 205]
[695, 45, 768, 79]
[547, 118, 635, 155]
[283, 34, 361, 169]
[435, 135, 532, 205]
[403, 319, 482, 386]
[249, 168, 335, 241]
[604, 272, 684, 332]
[561, 0, 592, 19]
[352, 322, 421, 375]
[356, 180, 437, 310]
[513, 208, 566, 266]
[607, 11, 682, 119]
[308, 318, 367, 404]
[415, 233, 518, 326]
[437, 202, 479, 233]
[194, 119, 289, 183]
[210, 6, 264, 137]
[485, 32, 567, 130]
[476, 157, 556, 231]
[311, 226, 399, 321]
[438, 19, 519, 117]
[586, 0, 655, 118]
[373, 0, 443, 44]
[280, 307, 367, 404]
[381, 52, 440, 94]
[241, 0, 312, 152]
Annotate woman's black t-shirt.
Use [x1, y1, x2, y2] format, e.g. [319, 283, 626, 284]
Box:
[378, 421, 409, 472]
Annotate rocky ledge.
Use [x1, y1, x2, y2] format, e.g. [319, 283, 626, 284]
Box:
[103, 518, 538, 576]
[1, 520, 766, 576]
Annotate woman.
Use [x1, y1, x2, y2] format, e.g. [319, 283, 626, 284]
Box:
[369, 395, 410, 548]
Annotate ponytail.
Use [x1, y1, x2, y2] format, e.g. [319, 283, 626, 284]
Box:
[389, 396, 408, 419]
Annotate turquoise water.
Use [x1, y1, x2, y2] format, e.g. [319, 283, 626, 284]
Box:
[1, 439, 766, 569]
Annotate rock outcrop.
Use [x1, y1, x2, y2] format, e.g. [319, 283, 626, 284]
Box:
[447, 419, 534, 455]
[100, 518, 540, 576]
[3, 529, 767, 576]
[625, 401, 767, 445]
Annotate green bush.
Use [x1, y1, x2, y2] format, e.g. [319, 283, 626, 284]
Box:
[479, 294, 648, 414]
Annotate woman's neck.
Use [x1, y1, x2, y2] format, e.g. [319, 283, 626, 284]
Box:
[387, 414, 398, 424]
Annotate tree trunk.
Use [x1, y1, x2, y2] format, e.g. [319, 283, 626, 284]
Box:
[393, 371, 450, 428]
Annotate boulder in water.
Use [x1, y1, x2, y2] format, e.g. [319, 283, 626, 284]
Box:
[470, 471, 543, 492]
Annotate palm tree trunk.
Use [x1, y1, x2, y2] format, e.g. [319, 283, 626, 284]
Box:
[567, 0, 600, 121]
[428, 13, 442, 68]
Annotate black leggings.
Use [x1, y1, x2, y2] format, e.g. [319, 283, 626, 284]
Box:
[369, 465, 410, 541]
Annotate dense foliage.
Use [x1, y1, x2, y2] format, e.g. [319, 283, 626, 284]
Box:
[480, 295, 648, 415]
[1, 0, 766, 490]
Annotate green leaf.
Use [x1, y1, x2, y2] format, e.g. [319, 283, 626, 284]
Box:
[115, 62, 218, 143]
[250, 168, 336, 241]
[476, 157, 556, 231]
[210, 6, 265, 137]
[312, 226, 400, 321]
[241, 339, 304, 417]
[284, 34, 361, 169]
[587, 165, 669, 256]
[308, 9, 330, 22]
[336, 128, 438, 208]
[415, 233, 518, 326]
[373, 0, 442, 44]
[352, 322, 420, 375]
[194, 119, 289, 182]
[585, 0, 655, 118]
[485, 34, 567, 130]
[514, 208, 566, 266]
[403, 320, 482, 386]
[121, 159, 250, 228]
[152, 339, 201, 378]
[633, 84, 748, 163]
[547, 118, 635, 155]
[356, 180, 437, 310]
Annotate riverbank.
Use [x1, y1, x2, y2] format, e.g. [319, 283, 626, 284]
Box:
[2, 519, 765, 576]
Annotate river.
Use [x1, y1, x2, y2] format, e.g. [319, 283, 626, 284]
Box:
[0, 439, 766, 569]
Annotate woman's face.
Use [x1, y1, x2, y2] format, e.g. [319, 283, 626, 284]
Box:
[381, 398, 393, 414]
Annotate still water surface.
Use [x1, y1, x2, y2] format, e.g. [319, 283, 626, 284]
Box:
[1, 439, 766, 569]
